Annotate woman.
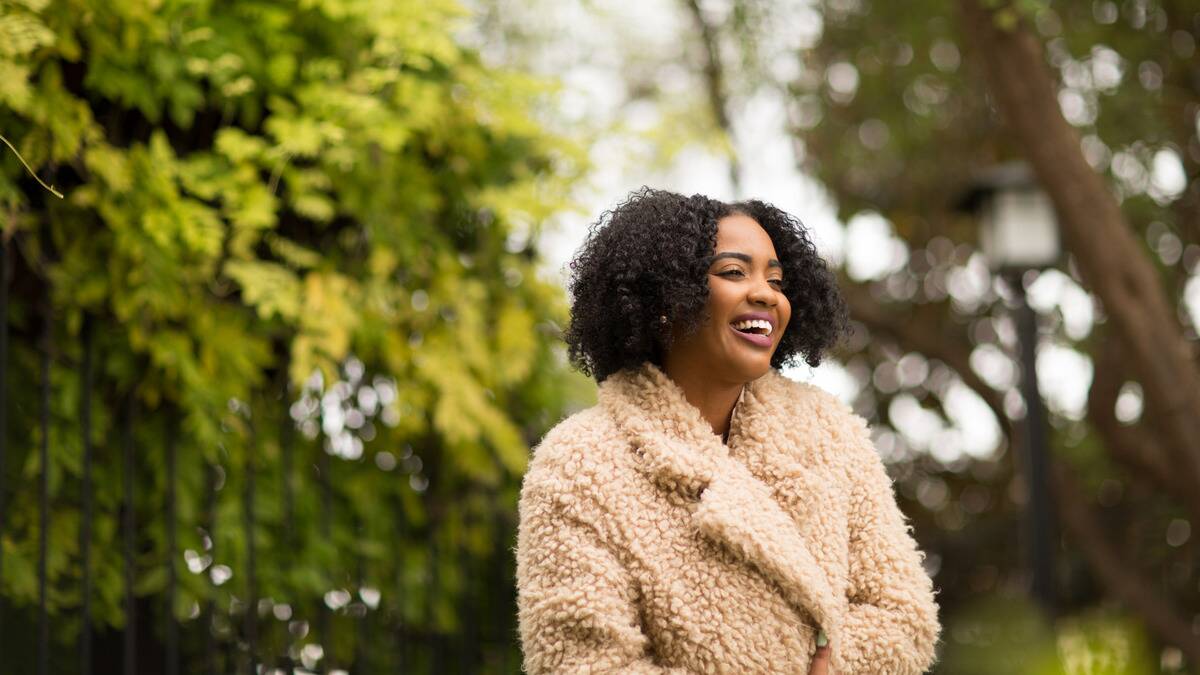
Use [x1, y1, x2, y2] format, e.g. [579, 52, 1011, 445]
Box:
[516, 188, 941, 674]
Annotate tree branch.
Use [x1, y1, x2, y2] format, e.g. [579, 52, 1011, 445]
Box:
[1086, 327, 1200, 523]
[839, 278, 1008, 426]
[682, 0, 741, 196]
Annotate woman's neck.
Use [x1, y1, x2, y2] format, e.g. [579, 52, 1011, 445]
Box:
[661, 363, 744, 440]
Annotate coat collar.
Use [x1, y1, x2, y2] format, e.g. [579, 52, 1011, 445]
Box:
[597, 362, 848, 640]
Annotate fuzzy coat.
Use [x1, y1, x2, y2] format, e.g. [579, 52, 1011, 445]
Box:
[515, 362, 941, 674]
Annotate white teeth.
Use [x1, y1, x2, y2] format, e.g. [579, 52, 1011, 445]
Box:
[731, 319, 772, 336]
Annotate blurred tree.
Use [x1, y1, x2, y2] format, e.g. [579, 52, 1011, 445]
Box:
[676, 0, 1200, 667]
[0, 0, 589, 672]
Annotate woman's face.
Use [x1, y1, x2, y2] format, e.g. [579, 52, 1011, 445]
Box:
[665, 213, 792, 384]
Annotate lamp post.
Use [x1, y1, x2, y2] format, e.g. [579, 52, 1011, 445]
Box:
[959, 162, 1061, 616]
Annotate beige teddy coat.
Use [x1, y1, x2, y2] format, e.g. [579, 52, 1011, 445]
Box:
[515, 362, 941, 674]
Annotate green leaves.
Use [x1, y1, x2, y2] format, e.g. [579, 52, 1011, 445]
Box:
[0, 0, 591, 667]
[0, 60, 33, 110]
[419, 352, 527, 482]
[293, 271, 361, 385]
[224, 260, 302, 322]
[0, 11, 55, 58]
[493, 301, 537, 385]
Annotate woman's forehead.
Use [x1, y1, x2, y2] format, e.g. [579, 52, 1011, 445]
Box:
[714, 214, 777, 257]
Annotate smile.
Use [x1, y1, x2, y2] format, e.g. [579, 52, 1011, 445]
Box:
[731, 318, 773, 336]
[728, 322, 772, 348]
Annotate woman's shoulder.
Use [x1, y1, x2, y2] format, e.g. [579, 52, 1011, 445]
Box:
[522, 404, 628, 489]
[759, 369, 860, 422]
[758, 370, 878, 466]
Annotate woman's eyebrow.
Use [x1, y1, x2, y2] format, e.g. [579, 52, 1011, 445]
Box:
[711, 251, 782, 268]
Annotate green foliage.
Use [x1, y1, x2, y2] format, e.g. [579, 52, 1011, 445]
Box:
[0, 0, 589, 669]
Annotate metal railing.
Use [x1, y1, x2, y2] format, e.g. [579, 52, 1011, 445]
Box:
[0, 239, 523, 674]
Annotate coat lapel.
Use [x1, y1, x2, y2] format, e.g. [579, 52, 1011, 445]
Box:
[597, 363, 847, 636]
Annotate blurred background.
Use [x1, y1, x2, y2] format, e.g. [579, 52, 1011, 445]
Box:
[0, 0, 1197, 673]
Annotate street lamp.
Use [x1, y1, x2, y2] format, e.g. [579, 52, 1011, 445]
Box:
[959, 161, 1061, 616]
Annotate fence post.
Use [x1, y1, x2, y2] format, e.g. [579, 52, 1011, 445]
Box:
[492, 490, 508, 673]
[123, 391, 137, 675]
[38, 279, 51, 675]
[244, 410, 258, 675]
[80, 314, 94, 675]
[166, 411, 179, 675]
[0, 239, 8, 648]
[318, 438, 332, 673]
[203, 463, 218, 675]
[0, 239, 8, 639]
[279, 364, 296, 674]
[395, 479, 408, 673]
[430, 531, 442, 674]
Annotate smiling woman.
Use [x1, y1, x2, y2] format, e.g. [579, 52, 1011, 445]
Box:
[662, 211, 795, 420]
[516, 188, 942, 674]
[564, 187, 849, 384]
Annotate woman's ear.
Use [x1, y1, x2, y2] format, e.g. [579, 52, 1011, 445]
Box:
[656, 314, 673, 341]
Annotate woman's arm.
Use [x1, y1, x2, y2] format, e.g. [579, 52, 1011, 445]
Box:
[830, 413, 942, 675]
[516, 486, 686, 674]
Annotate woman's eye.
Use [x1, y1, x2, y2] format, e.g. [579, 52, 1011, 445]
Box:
[718, 269, 784, 288]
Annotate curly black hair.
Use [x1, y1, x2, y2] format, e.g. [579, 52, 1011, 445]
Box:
[564, 187, 850, 383]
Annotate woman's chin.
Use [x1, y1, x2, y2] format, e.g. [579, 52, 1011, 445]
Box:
[746, 361, 774, 380]
[696, 335, 775, 380]
[719, 351, 773, 380]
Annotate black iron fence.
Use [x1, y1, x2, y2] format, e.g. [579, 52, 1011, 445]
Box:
[0, 239, 524, 674]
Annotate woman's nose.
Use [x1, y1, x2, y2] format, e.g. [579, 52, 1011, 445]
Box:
[748, 277, 776, 306]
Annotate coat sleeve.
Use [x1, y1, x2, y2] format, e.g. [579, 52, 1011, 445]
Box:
[516, 484, 686, 674]
[830, 413, 941, 675]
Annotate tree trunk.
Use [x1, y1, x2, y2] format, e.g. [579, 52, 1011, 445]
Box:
[682, 0, 742, 196]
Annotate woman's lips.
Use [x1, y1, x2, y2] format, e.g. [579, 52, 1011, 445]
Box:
[728, 323, 772, 348]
